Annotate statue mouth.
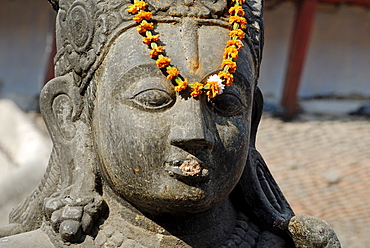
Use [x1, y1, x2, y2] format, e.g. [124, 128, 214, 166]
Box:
[164, 158, 210, 182]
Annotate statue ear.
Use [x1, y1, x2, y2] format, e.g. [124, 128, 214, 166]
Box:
[249, 86, 263, 148]
[40, 73, 82, 144]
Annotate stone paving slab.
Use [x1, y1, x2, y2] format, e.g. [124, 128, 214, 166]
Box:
[257, 114, 370, 248]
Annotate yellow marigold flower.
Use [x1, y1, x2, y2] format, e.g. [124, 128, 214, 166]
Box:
[156, 56, 171, 68]
[166, 66, 179, 80]
[223, 46, 239, 60]
[218, 71, 234, 86]
[229, 29, 245, 40]
[126, 1, 147, 14]
[222, 59, 237, 73]
[205, 81, 221, 99]
[142, 34, 160, 45]
[229, 5, 245, 16]
[174, 78, 188, 92]
[189, 82, 204, 97]
[226, 40, 243, 51]
[229, 16, 247, 29]
[133, 10, 153, 23]
[149, 46, 165, 57]
[137, 22, 154, 33]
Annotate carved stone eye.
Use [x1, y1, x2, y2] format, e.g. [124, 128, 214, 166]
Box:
[131, 89, 174, 110]
[208, 93, 245, 117]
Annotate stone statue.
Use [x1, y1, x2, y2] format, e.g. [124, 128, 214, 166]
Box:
[0, 0, 341, 247]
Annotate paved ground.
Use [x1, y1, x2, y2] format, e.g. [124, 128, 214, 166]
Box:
[256, 113, 370, 248]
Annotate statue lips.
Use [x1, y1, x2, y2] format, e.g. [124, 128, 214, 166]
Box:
[164, 158, 210, 183]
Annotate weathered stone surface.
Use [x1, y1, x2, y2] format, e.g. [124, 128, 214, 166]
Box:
[0, 0, 340, 247]
[288, 214, 341, 248]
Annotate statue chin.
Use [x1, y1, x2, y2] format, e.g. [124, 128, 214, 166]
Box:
[102, 165, 243, 216]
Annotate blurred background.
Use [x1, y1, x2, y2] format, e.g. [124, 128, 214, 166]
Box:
[0, 0, 369, 247]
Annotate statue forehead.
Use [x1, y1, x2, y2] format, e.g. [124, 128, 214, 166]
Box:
[96, 24, 255, 94]
[99, 24, 231, 78]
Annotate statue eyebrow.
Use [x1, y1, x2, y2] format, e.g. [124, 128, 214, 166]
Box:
[119, 63, 162, 80]
[114, 63, 171, 93]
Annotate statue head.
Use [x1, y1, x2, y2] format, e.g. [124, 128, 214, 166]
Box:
[0, 1, 343, 246]
[41, 0, 267, 215]
[6, 0, 295, 245]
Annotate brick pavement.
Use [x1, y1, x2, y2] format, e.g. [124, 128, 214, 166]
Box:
[256, 114, 370, 248]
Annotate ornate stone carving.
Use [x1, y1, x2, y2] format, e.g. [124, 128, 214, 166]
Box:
[0, 0, 340, 247]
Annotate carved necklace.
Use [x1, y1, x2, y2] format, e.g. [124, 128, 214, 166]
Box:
[126, 0, 247, 98]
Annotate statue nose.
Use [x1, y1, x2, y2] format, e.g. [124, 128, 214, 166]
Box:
[169, 98, 214, 151]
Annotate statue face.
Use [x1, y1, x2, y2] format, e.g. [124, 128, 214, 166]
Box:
[92, 23, 255, 215]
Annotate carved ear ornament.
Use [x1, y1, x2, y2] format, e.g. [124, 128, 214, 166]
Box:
[127, 0, 246, 98]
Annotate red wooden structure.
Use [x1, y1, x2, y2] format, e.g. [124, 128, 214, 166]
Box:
[281, 0, 369, 120]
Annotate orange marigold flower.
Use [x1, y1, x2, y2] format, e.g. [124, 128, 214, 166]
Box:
[137, 22, 154, 33]
[223, 46, 239, 60]
[142, 34, 160, 45]
[222, 59, 237, 73]
[205, 81, 221, 99]
[133, 10, 153, 23]
[226, 40, 243, 51]
[126, 1, 147, 14]
[174, 78, 188, 92]
[229, 29, 245, 40]
[229, 16, 247, 29]
[149, 46, 165, 57]
[156, 56, 171, 68]
[166, 66, 179, 80]
[229, 5, 245, 16]
[218, 71, 234, 86]
[189, 82, 204, 97]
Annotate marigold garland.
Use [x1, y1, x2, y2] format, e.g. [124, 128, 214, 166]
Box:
[189, 82, 204, 97]
[155, 56, 171, 68]
[166, 67, 179, 80]
[149, 46, 165, 57]
[126, 0, 247, 98]
[218, 71, 234, 86]
[205, 81, 222, 98]
[133, 10, 152, 23]
[227, 40, 243, 51]
[174, 78, 188, 92]
[142, 34, 159, 45]
[224, 46, 239, 60]
[137, 21, 154, 33]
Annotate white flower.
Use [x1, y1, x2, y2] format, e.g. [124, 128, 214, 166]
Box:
[207, 74, 225, 95]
